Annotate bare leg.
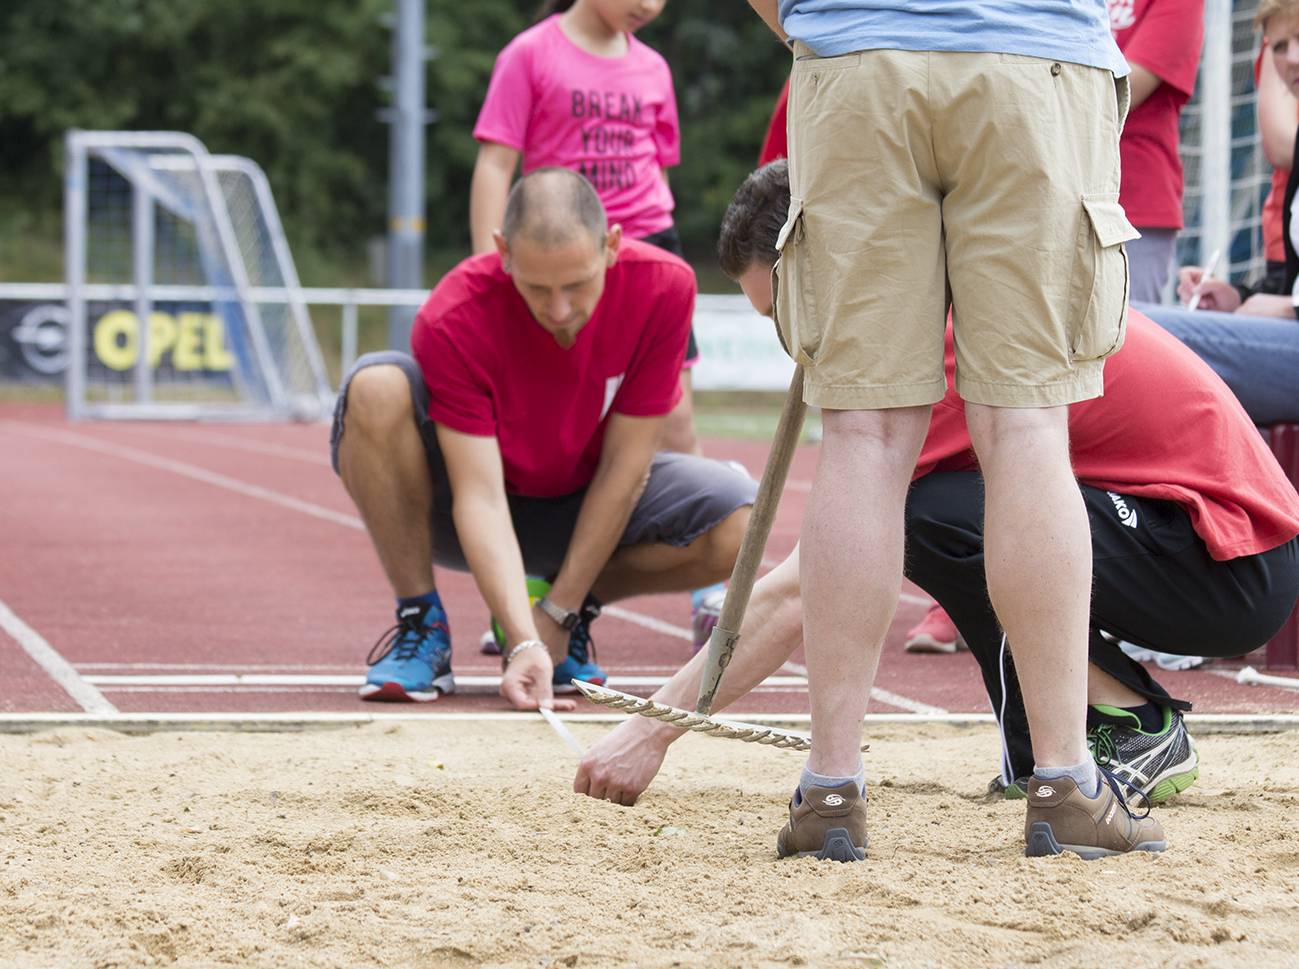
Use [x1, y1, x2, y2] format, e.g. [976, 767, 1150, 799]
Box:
[591, 507, 750, 601]
[336, 365, 436, 598]
[658, 369, 703, 455]
[1087, 663, 1149, 709]
[803, 406, 931, 776]
[965, 403, 1091, 768]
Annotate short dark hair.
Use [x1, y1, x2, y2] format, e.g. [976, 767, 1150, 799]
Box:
[501, 167, 607, 249]
[717, 160, 790, 279]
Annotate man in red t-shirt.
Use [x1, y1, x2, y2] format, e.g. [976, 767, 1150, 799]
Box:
[1109, 0, 1205, 301]
[574, 162, 1299, 809]
[331, 169, 756, 711]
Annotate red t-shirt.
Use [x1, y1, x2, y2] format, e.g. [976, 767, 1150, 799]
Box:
[758, 79, 790, 165]
[1109, 0, 1204, 229]
[411, 239, 694, 497]
[915, 311, 1299, 560]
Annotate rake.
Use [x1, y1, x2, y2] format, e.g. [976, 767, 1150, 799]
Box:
[576, 365, 863, 752]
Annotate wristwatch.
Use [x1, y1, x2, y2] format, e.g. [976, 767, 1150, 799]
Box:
[536, 595, 580, 631]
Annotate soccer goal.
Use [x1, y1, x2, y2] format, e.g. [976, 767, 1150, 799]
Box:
[64, 130, 333, 421]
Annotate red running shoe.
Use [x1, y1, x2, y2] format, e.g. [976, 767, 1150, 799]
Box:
[903, 604, 966, 654]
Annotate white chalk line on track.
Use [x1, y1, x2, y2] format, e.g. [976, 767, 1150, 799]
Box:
[3, 712, 1297, 734]
[3, 420, 953, 715]
[83, 673, 809, 689]
[130, 425, 333, 466]
[779, 658, 946, 714]
[0, 598, 116, 714]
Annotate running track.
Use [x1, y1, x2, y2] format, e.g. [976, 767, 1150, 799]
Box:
[1, 404, 1295, 719]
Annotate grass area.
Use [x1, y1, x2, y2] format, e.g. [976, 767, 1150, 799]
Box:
[693, 389, 821, 442]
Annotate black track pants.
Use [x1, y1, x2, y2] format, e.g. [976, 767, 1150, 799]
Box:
[903, 472, 1299, 781]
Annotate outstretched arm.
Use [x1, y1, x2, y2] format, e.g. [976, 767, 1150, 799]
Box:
[574, 547, 805, 805]
[540, 411, 663, 648]
[435, 424, 576, 711]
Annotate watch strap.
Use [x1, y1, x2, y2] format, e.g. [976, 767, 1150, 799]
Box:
[536, 595, 579, 631]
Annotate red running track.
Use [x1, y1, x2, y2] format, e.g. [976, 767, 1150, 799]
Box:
[1, 404, 1295, 718]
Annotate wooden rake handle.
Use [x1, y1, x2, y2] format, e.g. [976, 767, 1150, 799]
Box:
[695, 365, 806, 715]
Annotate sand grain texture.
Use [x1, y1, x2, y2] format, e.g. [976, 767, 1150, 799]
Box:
[1, 722, 1297, 968]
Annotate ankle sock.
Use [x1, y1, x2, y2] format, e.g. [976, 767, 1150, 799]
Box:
[1034, 759, 1100, 798]
[396, 590, 445, 624]
[1090, 701, 1165, 733]
[691, 582, 725, 610]
[799, 762, 865, 799]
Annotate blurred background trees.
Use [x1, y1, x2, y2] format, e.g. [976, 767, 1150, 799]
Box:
[0, 0, 790, 286]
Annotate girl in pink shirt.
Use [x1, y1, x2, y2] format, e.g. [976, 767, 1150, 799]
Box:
[468, 1, 702, 454]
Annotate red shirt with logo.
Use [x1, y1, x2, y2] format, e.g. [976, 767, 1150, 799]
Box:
[1109, 0, 1204, 229]
[412, 239, 694, 497]
[916, 311, 1299, 560]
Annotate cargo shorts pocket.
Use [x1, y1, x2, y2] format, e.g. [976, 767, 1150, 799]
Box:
[1066, 194, 1140, 363]
[771, 196, 820, 366]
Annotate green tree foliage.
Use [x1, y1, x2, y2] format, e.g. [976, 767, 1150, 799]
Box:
[0, 0, 789, 278]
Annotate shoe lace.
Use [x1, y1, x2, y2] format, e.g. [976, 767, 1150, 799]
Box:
[366, 614, 448, 666]
[567, 601, 601, 666]
[1097, 762, 1153, 820]
[1088, 724, 1118, 766]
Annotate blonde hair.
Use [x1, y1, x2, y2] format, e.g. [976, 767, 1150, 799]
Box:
[1257, 0, 1299, 30]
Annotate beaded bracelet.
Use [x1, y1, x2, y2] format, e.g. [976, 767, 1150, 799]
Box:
[505, 639, 547, 666]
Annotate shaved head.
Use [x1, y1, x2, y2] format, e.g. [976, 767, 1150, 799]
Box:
[501, 167, 607, 250]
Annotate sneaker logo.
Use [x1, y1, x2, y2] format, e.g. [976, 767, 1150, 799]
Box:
[823, 793, 845, 807]
[1107, 492, 1139, 529]
[1035, 785, 1056, 798]
[1104, 802, 1117, 825]
[399, 605, 422, 618]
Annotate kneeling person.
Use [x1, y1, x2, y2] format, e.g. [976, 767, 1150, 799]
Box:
[574, 162, 1299, 821]
[333, 168, 756, 710]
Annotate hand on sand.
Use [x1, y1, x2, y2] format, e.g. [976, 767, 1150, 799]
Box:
[573, 715, 672, 806]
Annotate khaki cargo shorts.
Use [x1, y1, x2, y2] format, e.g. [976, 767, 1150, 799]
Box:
[773, 46, 1137, 409]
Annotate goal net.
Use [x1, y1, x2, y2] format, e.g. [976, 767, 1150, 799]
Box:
[64, 131, 332, 421]
[1176, 0, 1269, 291]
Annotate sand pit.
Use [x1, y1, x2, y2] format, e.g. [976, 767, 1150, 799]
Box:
[2, 720, 1298, 968]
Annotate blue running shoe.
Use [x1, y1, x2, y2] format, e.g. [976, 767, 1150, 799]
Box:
[359, 603, 454, 702]
[553, 597, 607, 693]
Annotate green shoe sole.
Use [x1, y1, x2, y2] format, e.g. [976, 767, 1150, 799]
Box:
[1147, 765, 1199, 804]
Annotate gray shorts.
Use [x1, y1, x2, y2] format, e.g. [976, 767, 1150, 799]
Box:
[331, 352, 758, 577]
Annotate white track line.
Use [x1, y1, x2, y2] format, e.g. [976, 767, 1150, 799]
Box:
[7, 421, 947, 713]
[602, 606, 691, 641]
[5, 424, 364, 531]
[779, 659, 945, 714]
[869, 686, 947, 715]
[0, 599, 116, 714]
[5, 712, 1294, 733]
[84, 673, 809, 689]
[135, 426, 332, 466]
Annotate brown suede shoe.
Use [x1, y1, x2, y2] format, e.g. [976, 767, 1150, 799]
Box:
[776, 782, 867, 862]
[1024, 775, 1166, 859]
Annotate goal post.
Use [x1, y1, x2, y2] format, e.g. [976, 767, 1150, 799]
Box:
[63, 130, 333, 421]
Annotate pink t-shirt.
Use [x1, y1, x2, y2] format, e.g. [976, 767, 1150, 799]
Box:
[473, 15, 680, 239]
[412, 240, 694, 498]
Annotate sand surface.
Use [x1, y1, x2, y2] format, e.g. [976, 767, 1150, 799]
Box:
[2, 720, 1298, 968]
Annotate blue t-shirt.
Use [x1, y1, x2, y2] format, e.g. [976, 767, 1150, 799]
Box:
[779, 1, 1129, 76]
